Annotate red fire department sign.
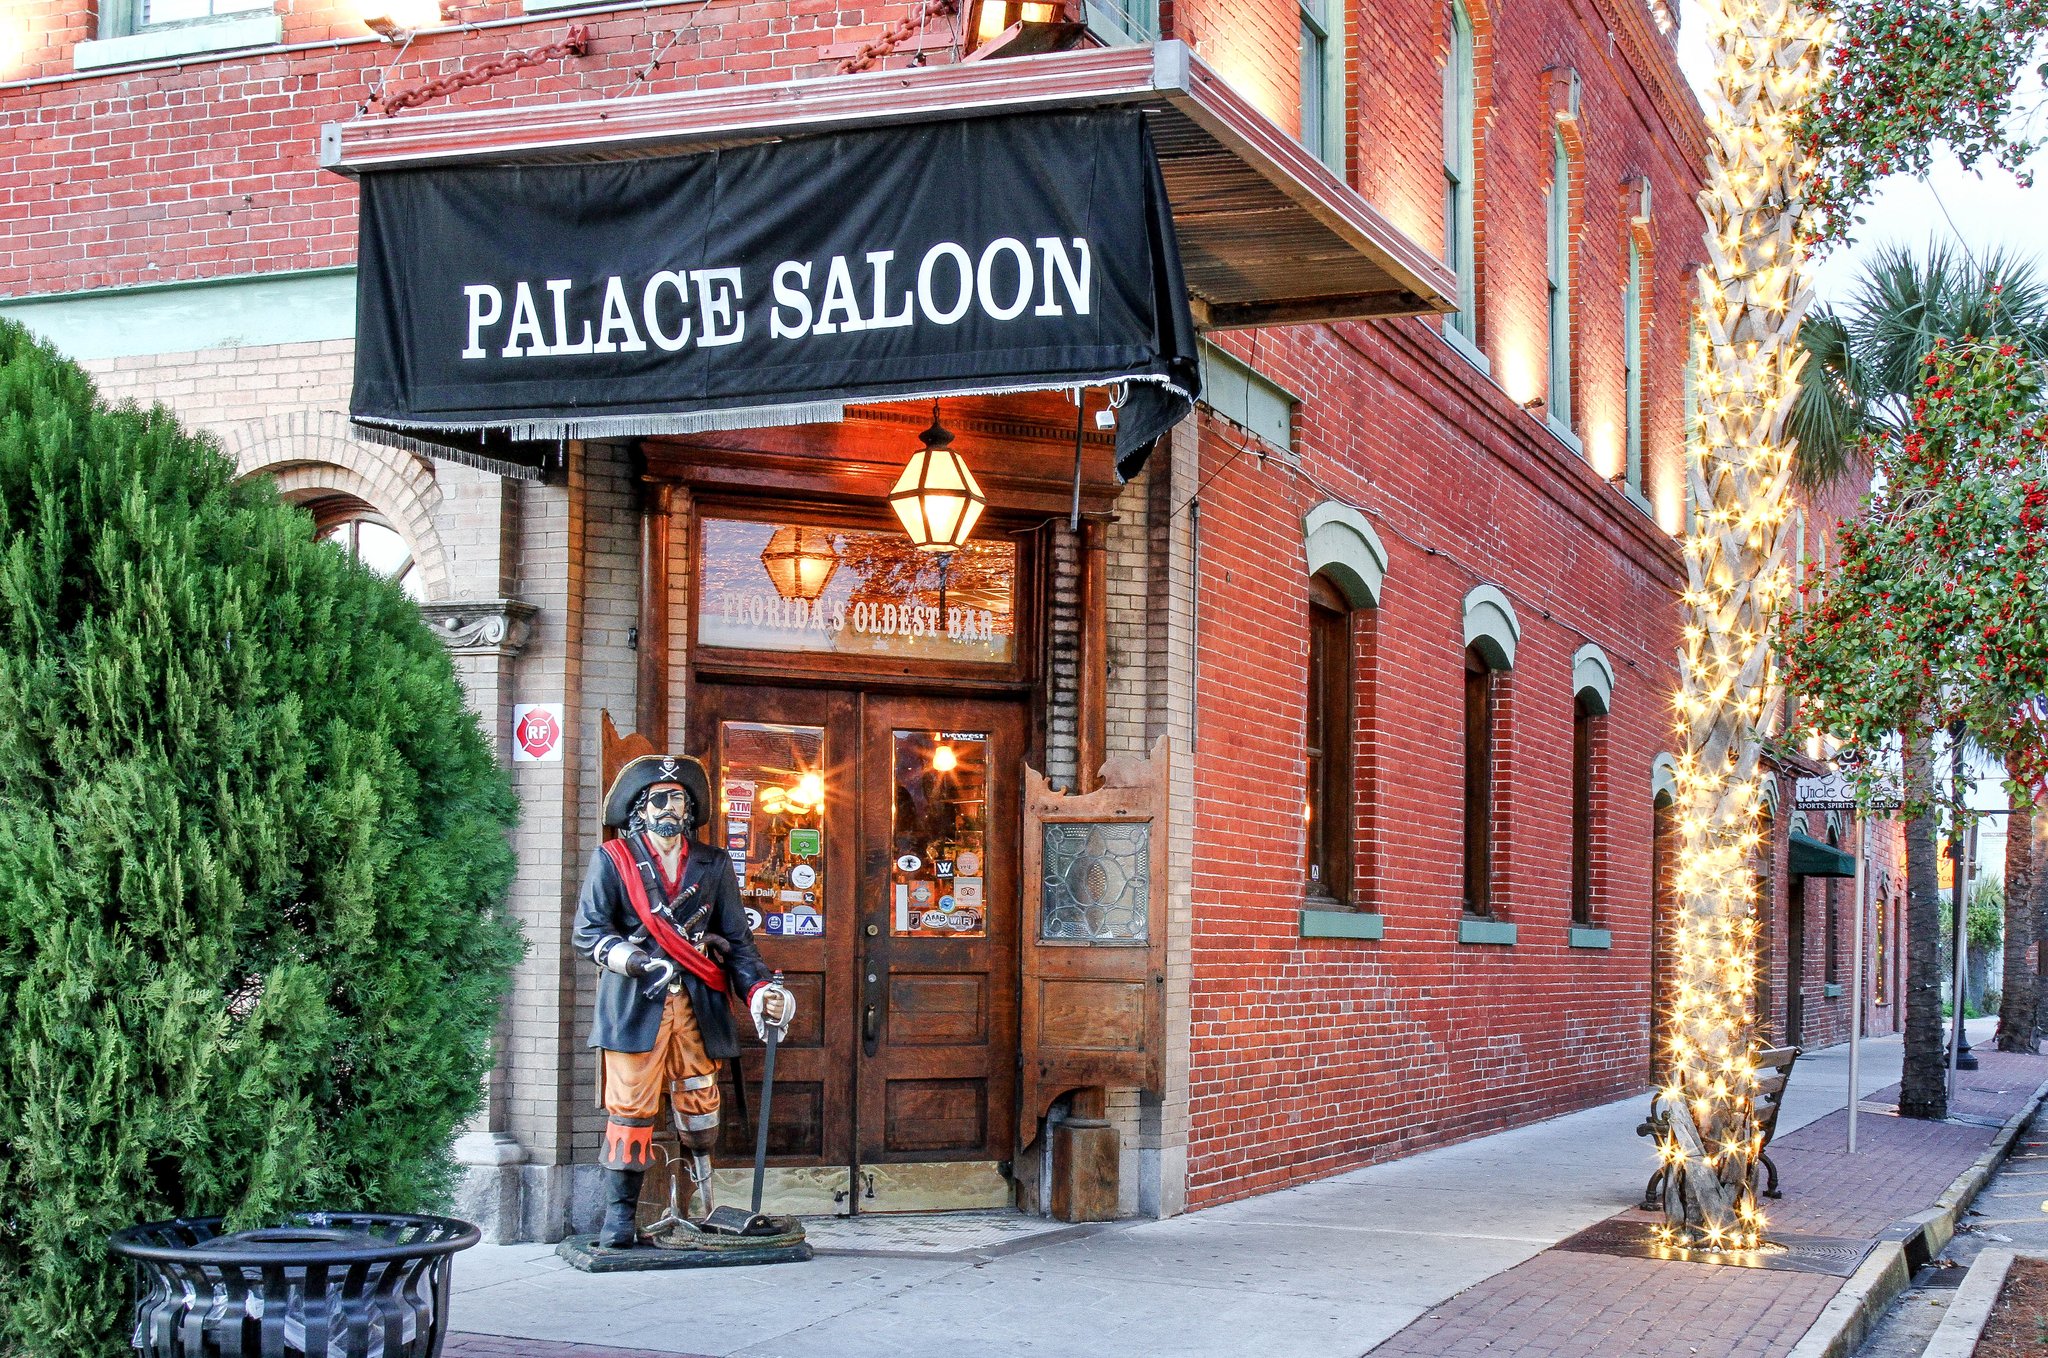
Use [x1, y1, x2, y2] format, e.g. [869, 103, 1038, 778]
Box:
[512, 703, 564, 762]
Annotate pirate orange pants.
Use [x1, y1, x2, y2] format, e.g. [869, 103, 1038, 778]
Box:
[598, 990, 722, 1170]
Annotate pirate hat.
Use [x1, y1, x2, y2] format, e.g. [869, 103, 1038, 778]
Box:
[603, 753, 712, 830]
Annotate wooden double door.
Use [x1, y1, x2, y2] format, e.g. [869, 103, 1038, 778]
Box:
[691, 682, 1022, 1211]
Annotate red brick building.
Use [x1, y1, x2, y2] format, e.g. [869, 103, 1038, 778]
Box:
[1, 0, 1880, 1238]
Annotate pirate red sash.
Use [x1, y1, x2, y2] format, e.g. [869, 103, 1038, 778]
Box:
[601, 837, 727, 994]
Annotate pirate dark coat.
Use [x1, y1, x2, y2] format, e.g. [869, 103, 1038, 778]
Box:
[571, 833, 772, 1058]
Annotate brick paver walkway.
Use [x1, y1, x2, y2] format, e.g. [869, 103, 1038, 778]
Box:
[441, 1050, 2048, 1358]
[1366, 1049, 2048, 1358]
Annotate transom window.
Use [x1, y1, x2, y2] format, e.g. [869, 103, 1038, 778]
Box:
[319, 510, 424, 602]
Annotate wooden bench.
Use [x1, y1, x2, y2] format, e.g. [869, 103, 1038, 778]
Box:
[1637, 1044, 1801, 1211]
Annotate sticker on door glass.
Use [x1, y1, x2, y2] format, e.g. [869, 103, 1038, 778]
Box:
[890, 730, 989, 937]
[720, 722, 827, 938]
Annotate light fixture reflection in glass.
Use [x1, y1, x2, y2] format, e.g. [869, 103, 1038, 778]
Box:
[758, 525, 841, 602]
[890, 411, 987, 555]
[791, 772, 826, 808]
[932, 744, 958, 773]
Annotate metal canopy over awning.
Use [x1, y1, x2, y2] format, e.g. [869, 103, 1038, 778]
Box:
[320, 41, 1456, 332]
[1788, 829, 1855, 879]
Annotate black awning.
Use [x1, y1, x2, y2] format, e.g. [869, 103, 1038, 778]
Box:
[1789, 829, 1855, 878]
[349, 110, 1198, 481]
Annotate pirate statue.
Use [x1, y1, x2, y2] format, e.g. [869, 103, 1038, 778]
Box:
[572, 753, 795, 1249]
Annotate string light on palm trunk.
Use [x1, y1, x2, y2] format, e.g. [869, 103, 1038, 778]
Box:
[1654, 0, 1830, 1252]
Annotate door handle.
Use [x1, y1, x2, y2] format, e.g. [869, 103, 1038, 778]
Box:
[863, 1003, 880, 1044]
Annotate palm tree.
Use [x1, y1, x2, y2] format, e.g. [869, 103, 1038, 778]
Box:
[1785, 242, 2048, 1099]
[1788, 241, 2048, 485]
[1998, 778, 2038, 1054]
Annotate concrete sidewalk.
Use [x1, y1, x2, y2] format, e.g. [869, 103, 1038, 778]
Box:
[442, 1020, 2038, 1358]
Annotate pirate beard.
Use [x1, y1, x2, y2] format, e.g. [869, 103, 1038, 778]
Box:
[631, 792, 696, 842]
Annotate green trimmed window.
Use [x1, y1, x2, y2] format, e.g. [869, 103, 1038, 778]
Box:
[1624, 239, 1645, 495]
[1545, 128, 1574, 434]
[1442, 0, 1478, 340]
[99, 0, 269, 35]
[1300, 0, 1345, 173]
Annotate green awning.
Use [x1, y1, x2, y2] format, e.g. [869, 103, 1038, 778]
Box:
[1789, 829, 1854, 878]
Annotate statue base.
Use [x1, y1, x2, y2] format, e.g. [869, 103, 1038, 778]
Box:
[556, 1216, 812, 1272]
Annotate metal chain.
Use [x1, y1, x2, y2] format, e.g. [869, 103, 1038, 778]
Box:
[837, 0, 956, 74]
[370, 24, 592, 116]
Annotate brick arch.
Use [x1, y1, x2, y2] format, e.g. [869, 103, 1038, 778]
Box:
[224, 410, 451, 601]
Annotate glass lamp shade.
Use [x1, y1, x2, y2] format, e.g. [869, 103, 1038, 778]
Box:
[890, 418, 987, 554]
[758, 525, 841, 601]
[971, 0, 1061, 39]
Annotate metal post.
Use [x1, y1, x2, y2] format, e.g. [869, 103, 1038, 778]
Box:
[1948, 806, 1970, 1101]
[1848, 809, 1866, 1153]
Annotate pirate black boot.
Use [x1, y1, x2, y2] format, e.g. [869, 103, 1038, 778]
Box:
[599, 1169, 644, 1248]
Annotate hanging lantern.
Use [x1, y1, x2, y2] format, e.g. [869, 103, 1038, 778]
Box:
[890, 414, 987, 554]
[966, 0, 1064, 45]
[758, 525, 841, 601]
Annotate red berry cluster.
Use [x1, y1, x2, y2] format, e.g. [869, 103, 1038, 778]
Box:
[1777, 338, 2048, 804]
[1798, 0, 2047, 248]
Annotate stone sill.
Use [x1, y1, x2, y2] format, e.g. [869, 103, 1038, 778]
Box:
[75, 12, 282, 70]
[1458, 916, 1517, 946]
[1569, 926, 1613, 950]
[1299, 908, 1384, 940]
[1438, 322, 1492, 377]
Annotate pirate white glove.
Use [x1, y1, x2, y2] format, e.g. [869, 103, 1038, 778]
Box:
[750, 984, 795, 1042]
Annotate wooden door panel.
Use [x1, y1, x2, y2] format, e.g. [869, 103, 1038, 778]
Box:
[887, 974, 988, 1045]
[884, 1078, 988, 1153]
[1033, 978, 1147, 1051]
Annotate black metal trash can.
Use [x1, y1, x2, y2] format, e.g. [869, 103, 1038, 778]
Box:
[109, 1212, 478, 1357]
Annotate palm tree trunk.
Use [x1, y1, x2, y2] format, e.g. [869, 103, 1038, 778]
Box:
[1997, 781, 2038, 1052]
[1656, 0, 1830, 1248]
[1900, 730, 1948, 1117]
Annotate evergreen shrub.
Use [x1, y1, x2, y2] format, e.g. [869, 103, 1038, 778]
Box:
[0, 321, 523, 1355]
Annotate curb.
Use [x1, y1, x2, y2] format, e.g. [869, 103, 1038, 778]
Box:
[1920, 1248, 2023, 1358]
[1783, 1076, 2048, 1358]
